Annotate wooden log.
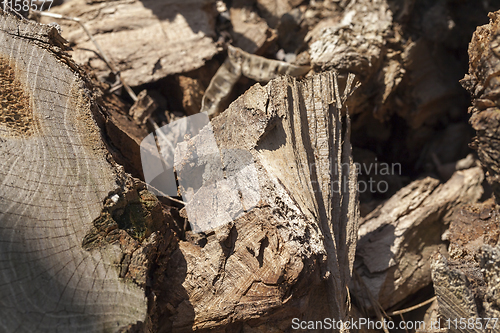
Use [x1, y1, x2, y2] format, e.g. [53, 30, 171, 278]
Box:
[441, 14, 500, 327]
[461, 10, 500, 203]
[147, 71, 360, 331]
[1, 10, 360, 331]
[0, 10, 162, 332]
[354, 166, 484, 311]
[39, 0, 218, 87]
[431, 198, 500, 333]
[307, 0, 392, 77]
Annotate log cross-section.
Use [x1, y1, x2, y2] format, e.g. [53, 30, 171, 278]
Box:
[0, 10, 146, 332]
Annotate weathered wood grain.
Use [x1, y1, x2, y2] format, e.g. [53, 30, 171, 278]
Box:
[39, 0, 218, 87]
[153, 71, 359, 331]
[355, 166, 484, 311]
[431, 199, 500, 333]
[0, 10, 147, 332]
[461, 10, 500, 203]
[307, 0, 392, 75]
[305, 0, 469, 155]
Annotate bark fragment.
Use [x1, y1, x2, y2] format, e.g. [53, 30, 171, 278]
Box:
[431, 199, 500, 333]
[461, 10, 500, 203]
[201, 45, 310, 118]
[355, 167, 484, 311]
[39, 0, 218, 86]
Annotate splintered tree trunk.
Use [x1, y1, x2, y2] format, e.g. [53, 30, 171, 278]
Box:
[0, 10, 148, 332]
[1, 9, 360, 333]
[150, 72, 360, 332]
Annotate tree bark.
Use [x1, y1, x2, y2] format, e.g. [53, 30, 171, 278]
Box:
[461, 10, 500, 204]
[430, 10, 500, 331]
[430, 199, 500, 333]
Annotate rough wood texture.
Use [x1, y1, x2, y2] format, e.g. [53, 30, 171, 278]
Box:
[299, 0, 481, 181]
[40, 0, 218, 87]
[0, 10, 148, 332]
[461, 10, 500, 203]
[354, 166, 484, 311]
[307, 0, 392, 76]
[89, 77, 149, 180]
[201, 45, 310, 118]
[306, 0, 466, 128]
[229, 0, 276, 54]
[150, 71, 360, 332]
[431, 199, 500, 333]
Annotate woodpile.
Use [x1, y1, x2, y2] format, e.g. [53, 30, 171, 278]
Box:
[355, 165, 484, 311]
[2, 0, 500, 332]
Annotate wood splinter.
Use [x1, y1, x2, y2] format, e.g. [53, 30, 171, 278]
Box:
[201, 45, 311, 118]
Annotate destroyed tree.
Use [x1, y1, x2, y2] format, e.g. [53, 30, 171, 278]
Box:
[4, 0, 500, 331]
[0, 9, 361, 332]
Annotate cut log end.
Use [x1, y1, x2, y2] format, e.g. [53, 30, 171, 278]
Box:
[0, 9, 150, 332]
